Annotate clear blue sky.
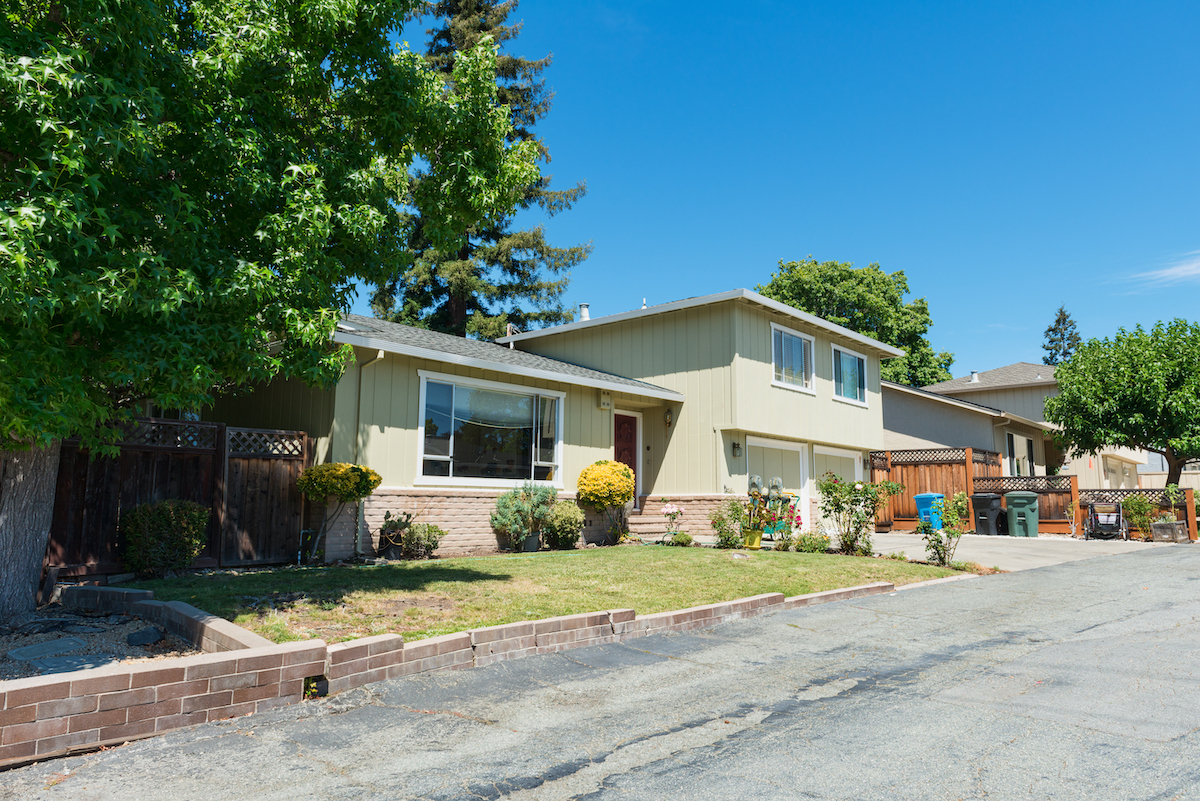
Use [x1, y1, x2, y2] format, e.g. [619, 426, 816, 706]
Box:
[354, 0, 1200, 379]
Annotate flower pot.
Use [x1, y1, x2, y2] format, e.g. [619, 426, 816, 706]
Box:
[742, 527, 763, 550]
[522, 533, 541, 552]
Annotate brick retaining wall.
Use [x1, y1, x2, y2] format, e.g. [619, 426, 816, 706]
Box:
[1, 581, 895, 769]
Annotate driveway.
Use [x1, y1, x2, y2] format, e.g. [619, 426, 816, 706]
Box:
[5, 547, 1200, 800]
[873, 531, 1175, 571]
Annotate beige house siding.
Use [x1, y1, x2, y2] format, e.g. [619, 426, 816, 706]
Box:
[881, 387, 995, 452]
[205, 375, 338, 464]
[938, 385, 1057, 422]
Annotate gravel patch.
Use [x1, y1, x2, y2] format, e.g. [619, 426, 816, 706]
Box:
[0, 605, 201, 681]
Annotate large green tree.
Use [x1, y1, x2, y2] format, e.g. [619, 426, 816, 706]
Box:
[370, 0, 590, 339]
[1042, 305, 1082, 365]
[1045, 319, 1200, 485]
[757, 257, 954, 386]
[0, 0, 537, 618]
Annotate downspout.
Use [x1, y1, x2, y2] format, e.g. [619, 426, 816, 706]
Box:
[353, 350, 385, 557]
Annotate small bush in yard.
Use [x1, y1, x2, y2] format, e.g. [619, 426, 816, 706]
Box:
[669, 531, 694, 547]
[919, 519, 961, 567]
[815, 473, 903, 556]
[296, 463, 382, 502]
[709, 497, 748, 549]
[796, 530, 831, 553]
[491, 483, 557, 550]
[121, 499, 210, 578]
[544, 501, 584, 550]
[402, 523, 446, 559]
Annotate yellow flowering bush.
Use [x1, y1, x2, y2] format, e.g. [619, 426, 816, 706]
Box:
[297, 463, 382, 503]
[576, 460, 635, 510]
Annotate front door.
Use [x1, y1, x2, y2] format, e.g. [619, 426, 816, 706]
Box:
[614, 413, 639, 505]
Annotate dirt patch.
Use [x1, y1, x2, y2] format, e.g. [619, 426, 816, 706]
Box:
[0, 606, 201, 682]
[379, 596, 458, 615]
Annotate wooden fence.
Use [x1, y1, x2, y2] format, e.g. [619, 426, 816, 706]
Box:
[870, 448, 1003, 530]
[47, 419, 311, 576]
[1079, 488, 1197, 541]
[973, 475, 1078, 535]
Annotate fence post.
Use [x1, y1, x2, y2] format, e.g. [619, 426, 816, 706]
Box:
[1186, 488, 1197, 542]
[964, 448, 975, 525]
[1069, 474, 1080, 537]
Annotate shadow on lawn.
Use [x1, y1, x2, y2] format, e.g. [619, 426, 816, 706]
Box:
[132, 562, 513, 620]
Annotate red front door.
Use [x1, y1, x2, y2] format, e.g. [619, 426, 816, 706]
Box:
[614, 413, 638, 501]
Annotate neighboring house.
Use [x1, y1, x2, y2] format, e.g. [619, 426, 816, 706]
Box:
[922, 363, 1146, 487]
[881, 381, 1055, 475]
[208, 289, 903, 557]
[497, 289, 904, 533]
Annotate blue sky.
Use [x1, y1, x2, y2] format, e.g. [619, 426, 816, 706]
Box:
[355, 0, 1200, 379]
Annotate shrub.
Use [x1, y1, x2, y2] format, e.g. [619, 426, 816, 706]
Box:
[295, 463, 382, 563]
[377, 510, 415, 559]
[669, 531, 694, 547]
[773, 527, 795, 552]
[576, 460, 635, 540]
[402, 523, 446, 560]
[796, 530, 831, 553]
[939, 492, 969, 531]
[1121, 494, 1155, 540]
[919, 519, 961, 567]
[296, 463, 382, 503]
[815, 473, 902, 556]
[545, 501, 585, 550]
[491, 483, 557, 550]
[121, 499, 210, 578]
[709, 497, 747, 549]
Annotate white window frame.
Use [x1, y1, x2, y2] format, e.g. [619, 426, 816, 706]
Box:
[416, 370, 565, 489]
[831, 344, 869, 407]
[770, 322, 816, 395]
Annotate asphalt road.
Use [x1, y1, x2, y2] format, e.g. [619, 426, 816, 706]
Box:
[6, 547, 1200, 800]
[873, 531, 1171, 571]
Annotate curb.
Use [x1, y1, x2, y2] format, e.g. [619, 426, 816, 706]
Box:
[895, 574, 980, 591]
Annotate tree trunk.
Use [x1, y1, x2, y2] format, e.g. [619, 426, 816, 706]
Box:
[1164, 447, 1186, 487]
[0, 443, 61, 621]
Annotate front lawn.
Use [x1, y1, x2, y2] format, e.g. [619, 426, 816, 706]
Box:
[131, 547, 958, 644]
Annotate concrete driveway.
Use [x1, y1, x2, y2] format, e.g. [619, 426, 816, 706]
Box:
[874, 531, 1177, 571]
[5, 547, 1200, 800]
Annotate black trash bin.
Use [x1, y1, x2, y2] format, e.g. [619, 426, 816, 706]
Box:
[970, 493, 1004, 536]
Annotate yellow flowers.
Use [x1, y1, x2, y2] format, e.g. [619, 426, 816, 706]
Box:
[576, 460, 635, 509]
[296, 463, 382, 503]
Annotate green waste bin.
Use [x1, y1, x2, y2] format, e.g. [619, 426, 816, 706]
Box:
[1005, 491, 1040, 537]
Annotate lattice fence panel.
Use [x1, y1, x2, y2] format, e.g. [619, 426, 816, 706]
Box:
[973, 450, 1002, 465]
[228, 428, 306, 458]
[121, 419, 220, 450]
[974, 476, 1073, 493]
[889, 448, 966, 464]
[1081, 488, 1179, 507]
[869, 452, 890, 470]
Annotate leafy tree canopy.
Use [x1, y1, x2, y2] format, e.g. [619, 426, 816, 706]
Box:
[757, 257, 954, 387]
[1042, 305, 1082, 365]
[1, 0, 539, 450]
[1044, 319, 1200, 485]
[370, 0, 590, 339]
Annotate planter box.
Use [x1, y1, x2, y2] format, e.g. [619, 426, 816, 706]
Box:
[1150, 521, 1189, 543]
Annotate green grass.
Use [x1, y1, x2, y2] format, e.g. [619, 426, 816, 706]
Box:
[131, 547, 959, 644]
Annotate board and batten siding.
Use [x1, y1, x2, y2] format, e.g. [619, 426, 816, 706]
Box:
[881, 386, 996, 452]
[730, 304, 884, 453]
[507, 304, 737, 496]
[341, 346, 614, 490]
[940, 385, 1057, 423]
[205, 376, 337, 463]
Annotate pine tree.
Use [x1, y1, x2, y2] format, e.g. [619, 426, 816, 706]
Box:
[1042, 306, 1082, 365]
[371, 0, 590, 338]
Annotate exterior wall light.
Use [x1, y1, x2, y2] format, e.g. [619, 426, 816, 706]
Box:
[663, 408, 673, 427]
[732, 442, 742, 458]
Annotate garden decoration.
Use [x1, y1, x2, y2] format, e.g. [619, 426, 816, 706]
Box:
[743, 476, 791, 550]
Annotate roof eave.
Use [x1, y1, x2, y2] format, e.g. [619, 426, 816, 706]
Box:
[333, 331, 686, 403]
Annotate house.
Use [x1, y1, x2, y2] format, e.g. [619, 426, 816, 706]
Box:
[881, 381, 1055, 475]
[207, 289, 903, 557]
[922, 363, 1147, 487]
[496, 289, 904, 534]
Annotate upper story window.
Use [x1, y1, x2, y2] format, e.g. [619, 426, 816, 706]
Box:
[833, 345, 867, 405]
[771, 323, 814, 393]
[419, 371, 562, 487]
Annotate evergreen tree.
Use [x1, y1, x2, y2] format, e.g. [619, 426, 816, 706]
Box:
[371, 0, 590, 338]
[1042, 305, 1082, 365]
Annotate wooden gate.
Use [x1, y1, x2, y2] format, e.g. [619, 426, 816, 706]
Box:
[221, 428, 310, 566]
[47, 419, 310, 575]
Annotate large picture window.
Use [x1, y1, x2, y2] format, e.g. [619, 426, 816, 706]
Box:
[419, 373, 562, 485]
[771, 323, 814, 392]
[833, 346, 867, 405]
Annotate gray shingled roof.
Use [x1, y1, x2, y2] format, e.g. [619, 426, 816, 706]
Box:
[335, 315, 683, 400]
[923, 362, 1057, 394]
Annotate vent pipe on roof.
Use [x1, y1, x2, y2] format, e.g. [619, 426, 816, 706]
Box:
[579, 303, 590, 321]
[642, 298, 647, 309]
[969, 371, 980, 383]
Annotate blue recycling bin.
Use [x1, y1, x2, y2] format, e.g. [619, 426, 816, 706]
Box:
[914, 492, 945, 530]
